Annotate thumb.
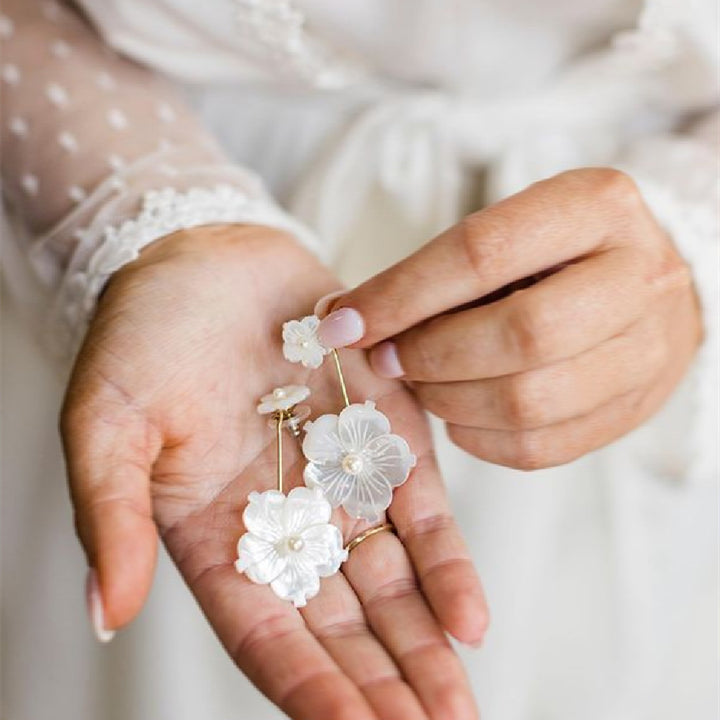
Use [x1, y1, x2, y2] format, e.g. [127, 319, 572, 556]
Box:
[315, 170, 615, 351]
[315, 223, 477, 350]
[60, 397, 160, 642]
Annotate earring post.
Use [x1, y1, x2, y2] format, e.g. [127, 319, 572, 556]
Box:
[331, 349, 351, 407]
[276, 412, 284, 494]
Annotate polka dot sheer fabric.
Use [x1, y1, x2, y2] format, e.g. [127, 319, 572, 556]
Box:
[0, 0, 318, 354]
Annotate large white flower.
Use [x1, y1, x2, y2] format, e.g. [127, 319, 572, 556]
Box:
[282, 315, 330, 369]
[256, 385, 311, 415]
[302, 401, 416, 523]
[235, 486, 347, 607]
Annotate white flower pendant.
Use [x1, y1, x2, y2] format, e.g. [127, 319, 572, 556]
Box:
[302, 401, 416, 523]
[236, 486, 347, 607]
[282, 315, 330, 369]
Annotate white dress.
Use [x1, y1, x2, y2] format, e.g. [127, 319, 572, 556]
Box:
[1, 1, 718, 719]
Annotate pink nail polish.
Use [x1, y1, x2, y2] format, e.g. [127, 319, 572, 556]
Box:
[317, 307, 365, 348]
[370, 341, 404, 378]
[85, 568, 115, 643]
[314, 290, 346, 319]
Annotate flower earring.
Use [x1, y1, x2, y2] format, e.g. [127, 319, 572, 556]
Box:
[235, 384, 347, 607]
[282, 315, 416, 523]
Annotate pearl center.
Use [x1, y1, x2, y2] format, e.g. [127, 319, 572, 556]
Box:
[300, 340, 310, 348]
[287, 536, 305, 552]
[342, 453, 364, 475]
[273, 388, 286, 399]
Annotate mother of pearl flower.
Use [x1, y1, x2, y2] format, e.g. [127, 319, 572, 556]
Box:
[302, 401, 416, 523]
[282, 315, 330, 369]
[235, 487, 347, 607]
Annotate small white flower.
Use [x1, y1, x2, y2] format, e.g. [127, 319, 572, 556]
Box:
[303, 401, 416, 522]
[257, 385, 311, 415]
[51, 40, 71, 58]
[157, 102, 176, 123]
[68, 185, 87, 203]
[2, 64, 20, 85]
[107, 108, 128, 130]
[9, 117, 28, 137]
[235, 486, 347, 607]
[58, 131, 78, 153]
[0, 15, 15, 39]
[282, 315, 330, 369]
[46, 82, 69, 107]
[21, 174, 39, 196]
[96, 71, 116, 91]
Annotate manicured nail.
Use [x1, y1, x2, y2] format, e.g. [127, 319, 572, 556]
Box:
[370, 341, 404, 378]
[314, 290, 346, 319]
[85, 568, 115, 643]
[317, 307, 365, 348]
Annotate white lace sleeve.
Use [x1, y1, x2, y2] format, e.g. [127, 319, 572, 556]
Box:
[620, 111, 720, 483]
[0, 0, 319, 356]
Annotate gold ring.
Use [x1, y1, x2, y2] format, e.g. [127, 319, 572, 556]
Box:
[346, 523, 396, 554]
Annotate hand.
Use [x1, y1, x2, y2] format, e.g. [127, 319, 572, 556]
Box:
[316, 168, 702, 470]
[61, 225, 487, 720]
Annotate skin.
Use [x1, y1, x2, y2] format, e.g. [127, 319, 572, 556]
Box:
[325, 168, 703, 470]
[60, 225, 488, 720]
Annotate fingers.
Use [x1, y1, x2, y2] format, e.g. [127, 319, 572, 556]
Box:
[370, 246, 653, 382]
[445, 384, 663, 471]
[60, 398, 160, 635]
[371, 389, 488, 645]
[389, 452, 489, 645]
[320, 168, 650, 347]
[343, 532, 479, 720]
[412, 317, 667, 430]
[188, 564, 377, 720]
[301, 572, 429, 720]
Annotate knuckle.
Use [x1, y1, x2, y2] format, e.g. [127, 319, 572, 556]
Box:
[457, 211, 512, 281]
[409, 329, 444, 380]
[505, 300, 558, 365]
[588, 167, 642, 205]
[503, 373, 548, 429]
[509, 431, 553, 471]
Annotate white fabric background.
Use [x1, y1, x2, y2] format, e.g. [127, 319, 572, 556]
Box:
[2, 1, 718, 718]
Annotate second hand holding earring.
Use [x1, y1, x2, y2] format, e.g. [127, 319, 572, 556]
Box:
[235, 384, 347, 607]
[282, 315, 416, 524]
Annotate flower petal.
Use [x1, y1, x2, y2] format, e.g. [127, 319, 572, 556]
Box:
[365, 433, 416, 488]
[300, 523, 348, 576]
[337, 401, 391, 452]
[270, 556, 322, 608]
[236, 532, 288, 584]
[242, 490, 286, 542]
[302, 414, 343, 463]
[302, 345, 326, 369]
[304, 463, 355, 508]
[282, 342, 305, 364]
[282, 486, 332, 535]
[342, 474, 393, 523]
[281, 319, 306, 344]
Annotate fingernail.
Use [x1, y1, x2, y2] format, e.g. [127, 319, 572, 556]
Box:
[85, 568, 115, 643]
[370, 341, 404, 378]
[314, 290, 346, 319]
[317, 307, 365, 348]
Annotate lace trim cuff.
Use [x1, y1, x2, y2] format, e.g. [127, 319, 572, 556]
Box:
[53, 184, 320, 353]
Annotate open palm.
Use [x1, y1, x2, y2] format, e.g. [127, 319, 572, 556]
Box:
[61, 225, 487, 720]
